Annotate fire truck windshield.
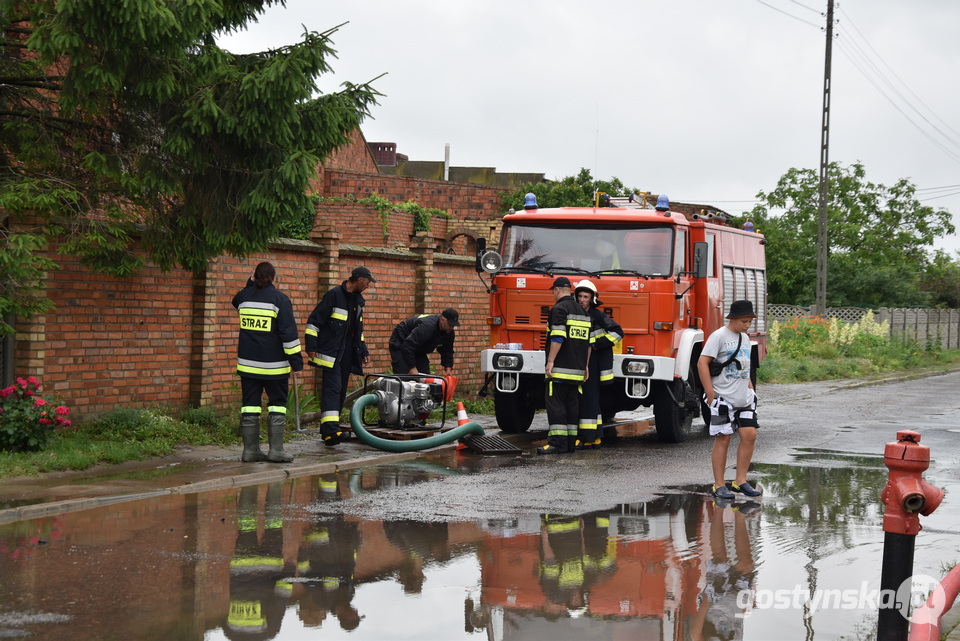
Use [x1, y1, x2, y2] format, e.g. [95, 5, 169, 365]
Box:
[500, 224, 675, 277]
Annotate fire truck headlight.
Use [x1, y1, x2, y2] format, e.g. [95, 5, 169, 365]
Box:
[623, 359, 653, 375]
[480, 251, 503, 274]
[494, 353, 522, 370]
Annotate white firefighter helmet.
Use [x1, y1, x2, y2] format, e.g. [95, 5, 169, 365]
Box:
[573, 280, 600, 306]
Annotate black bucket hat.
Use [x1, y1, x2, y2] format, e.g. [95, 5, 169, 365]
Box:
[726, 300, 757, 319]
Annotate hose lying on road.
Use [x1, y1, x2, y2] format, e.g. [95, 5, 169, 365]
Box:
[349, 393, 485, 453]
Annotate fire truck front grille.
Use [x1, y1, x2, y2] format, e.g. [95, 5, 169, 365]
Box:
[540, 306, 550, 324]
[536, 332, 547, 350]
[514, 315, 530, 324]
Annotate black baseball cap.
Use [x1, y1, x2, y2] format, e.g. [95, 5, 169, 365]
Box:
[441, 308, 460, 327]
[726, 300, 757, 319]
[550, 277, 572, 289]
[351, 266, 376, 282]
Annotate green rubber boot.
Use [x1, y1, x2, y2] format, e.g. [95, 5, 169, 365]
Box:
[240, 414, 267, 462]
[266, 413, 293, 463]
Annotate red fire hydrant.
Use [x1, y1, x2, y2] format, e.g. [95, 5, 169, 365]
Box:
[878, 430, 946, 641]
[881, 430, 944, 536]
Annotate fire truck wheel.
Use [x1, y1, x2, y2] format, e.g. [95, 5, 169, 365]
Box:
[494, 389, 536, 433]
[652, 380, 694, 443]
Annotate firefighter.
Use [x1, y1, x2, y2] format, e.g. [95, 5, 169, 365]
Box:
[388, 308, 459, 376]
[305, 266, 374, 446]
[573, 280, 623, 449]
[223, 484, 294, 640]
[538, 514, 588, 618]
[297, 476, 362, 632]
[538, 277, 592, 455]
[232, 262, 303, 463]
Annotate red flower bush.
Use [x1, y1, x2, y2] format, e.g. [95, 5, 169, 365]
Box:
[0, 376, 72, 453]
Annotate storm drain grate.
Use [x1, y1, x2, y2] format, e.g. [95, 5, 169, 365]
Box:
[460, 434, 523, 455]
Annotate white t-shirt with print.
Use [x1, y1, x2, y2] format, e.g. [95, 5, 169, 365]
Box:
[702, 326, 753, 407]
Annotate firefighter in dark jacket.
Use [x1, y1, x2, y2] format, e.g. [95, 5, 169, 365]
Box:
[538, 277, 592, 455]
[574, 280, 623, 449]
[232, 262, 303, 463]
[388, 308, 459, 376]
[305, 266, 374, 446]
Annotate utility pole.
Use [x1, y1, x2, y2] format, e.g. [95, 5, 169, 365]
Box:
[815, 0, 834, 316]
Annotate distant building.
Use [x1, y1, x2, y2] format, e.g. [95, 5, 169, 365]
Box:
[366, 141, 545, 189]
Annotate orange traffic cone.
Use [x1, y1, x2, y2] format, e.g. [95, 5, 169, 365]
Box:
[456, 402, 470, 426]
[455, 402, 470, 452]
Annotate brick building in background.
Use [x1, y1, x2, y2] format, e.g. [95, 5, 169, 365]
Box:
[9, 129, 529, 418]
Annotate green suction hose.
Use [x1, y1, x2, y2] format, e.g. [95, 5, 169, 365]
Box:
[349, 393, 485, 452]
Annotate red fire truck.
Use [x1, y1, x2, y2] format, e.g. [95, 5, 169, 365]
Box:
[477, 194, 767, 442]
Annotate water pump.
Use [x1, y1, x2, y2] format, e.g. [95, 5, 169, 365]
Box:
[373, 377, 449, 428]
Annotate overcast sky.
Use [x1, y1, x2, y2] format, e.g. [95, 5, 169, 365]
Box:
[220, 0, 960, 253]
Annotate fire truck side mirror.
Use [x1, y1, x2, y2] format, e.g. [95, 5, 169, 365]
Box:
[693, 242, 708, 279]
[475, 237, 487, 273]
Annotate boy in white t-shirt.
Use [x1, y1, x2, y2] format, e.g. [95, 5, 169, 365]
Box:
[697, 300, 762, 500]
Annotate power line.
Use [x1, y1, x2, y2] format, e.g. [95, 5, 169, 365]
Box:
[919, 189, 960, 203]
[753, 0, 821, 28]
[834, 38, 960, 165]
[834, 7, 960, 165]
[837, 6, 960, 143]
[786, 0, 822, 14]
[915, 184, 960, 193]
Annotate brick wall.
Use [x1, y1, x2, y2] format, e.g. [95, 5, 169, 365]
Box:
[322, 129, 379, 173]
[9, 132, 513, 419]
[324, 169, 505, 220]
[13, 209, 498, 419]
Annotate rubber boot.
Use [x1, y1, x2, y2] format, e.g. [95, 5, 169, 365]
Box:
[266, 413, 293, 463]
[567, 434, 579, 453]
[240, 414, 267, 462]
[537, 435, 568, 455]
[321, 423, 345, 447]
[577, 428, 597, 450]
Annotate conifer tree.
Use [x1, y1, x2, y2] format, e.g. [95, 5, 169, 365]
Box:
[0, 0, 379, 333]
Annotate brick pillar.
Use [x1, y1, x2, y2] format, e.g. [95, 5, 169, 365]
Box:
[189, 268, 213, 407]
[308, 229, 341, 391]
[14, 312, 45, 380]
[410, 231, 435, 314]
[313, 229, 343, 295]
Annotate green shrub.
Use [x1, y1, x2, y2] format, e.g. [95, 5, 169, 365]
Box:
[180, 406, 218, 428]
[762, 313, 959, 383]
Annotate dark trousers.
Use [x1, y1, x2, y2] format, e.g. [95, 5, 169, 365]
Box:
[544, 380, 579, 443]
[241, 376, 288, 415]
[320, 352, 354, 436]
[578, 359, 601, 442]
[389, 346, 430, 375]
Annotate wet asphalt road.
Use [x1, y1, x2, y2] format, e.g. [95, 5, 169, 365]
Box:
[323, 370, 960, 523]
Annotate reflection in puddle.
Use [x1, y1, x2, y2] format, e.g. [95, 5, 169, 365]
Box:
[0, 456, 958, 640]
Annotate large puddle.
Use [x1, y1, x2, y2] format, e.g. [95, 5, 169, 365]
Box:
[1, 449, 958, 640]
